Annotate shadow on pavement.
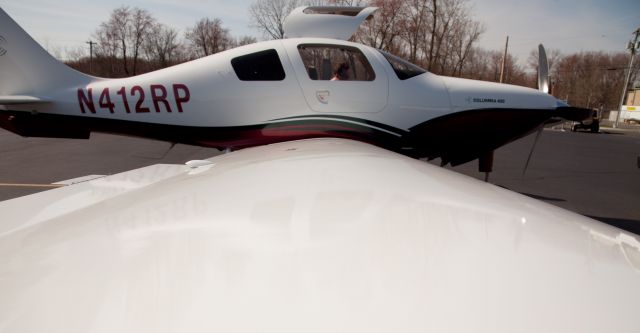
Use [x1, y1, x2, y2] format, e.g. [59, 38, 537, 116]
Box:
[520, 192, 567, 202]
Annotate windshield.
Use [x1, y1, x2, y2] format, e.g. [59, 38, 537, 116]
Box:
[378, 50, 426, 80]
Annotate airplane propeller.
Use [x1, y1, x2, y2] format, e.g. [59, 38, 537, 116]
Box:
[522, 44, 592, 176]
[474, 44, 591, 178]
[522, 44, 550, 176]
[480, 44, 549, 181]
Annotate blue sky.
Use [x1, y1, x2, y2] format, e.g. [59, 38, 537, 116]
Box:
[2, 0, 639, 69]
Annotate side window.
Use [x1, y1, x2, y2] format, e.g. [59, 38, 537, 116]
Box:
[297, 44, 376, 81]
[378, 50, 426, 80]
[231, 49, 286, 81]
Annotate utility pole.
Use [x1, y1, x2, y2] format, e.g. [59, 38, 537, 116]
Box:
[499, 36, 509, 83]
[86, 40, 97, 74]
[614, 28, 640, 128]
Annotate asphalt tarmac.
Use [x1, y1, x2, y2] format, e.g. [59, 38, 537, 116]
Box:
[0, 129, 220, 200]
[1, 127, 639, 234]
[441, 127, 640, 234]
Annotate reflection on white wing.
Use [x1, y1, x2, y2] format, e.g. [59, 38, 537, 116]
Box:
[0, 138, 638, 332]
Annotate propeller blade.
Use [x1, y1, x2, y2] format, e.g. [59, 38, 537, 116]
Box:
[538, 45, 592, 123]
[523, 126, 544, 176]
[538, 44, 550, 94]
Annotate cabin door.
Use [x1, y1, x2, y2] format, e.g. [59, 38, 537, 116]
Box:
[285, 43, 388, 113]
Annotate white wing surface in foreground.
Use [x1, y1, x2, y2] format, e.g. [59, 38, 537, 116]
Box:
[1, 138, 639, 332]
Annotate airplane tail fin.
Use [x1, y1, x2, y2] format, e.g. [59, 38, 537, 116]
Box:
[0, 8, 93, 96]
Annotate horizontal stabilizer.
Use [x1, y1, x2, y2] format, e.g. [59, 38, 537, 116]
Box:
[0, 95, 49, 105]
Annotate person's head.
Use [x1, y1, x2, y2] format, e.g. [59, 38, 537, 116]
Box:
[334, 62, 350, 80]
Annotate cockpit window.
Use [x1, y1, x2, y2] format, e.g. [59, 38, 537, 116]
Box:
[378, 50, 426, 80]
[231, 49, 286, 81]
[298, 44, 375, 81]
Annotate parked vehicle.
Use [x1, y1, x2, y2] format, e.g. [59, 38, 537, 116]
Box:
[573, 109, 600, 133]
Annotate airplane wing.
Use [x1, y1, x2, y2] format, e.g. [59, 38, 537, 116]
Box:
[1, 138, 639, 332]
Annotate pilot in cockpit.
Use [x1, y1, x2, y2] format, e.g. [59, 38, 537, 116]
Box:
[331, 62, 350, 81]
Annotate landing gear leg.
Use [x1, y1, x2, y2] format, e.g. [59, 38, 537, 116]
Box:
[479, 151, 494, 183]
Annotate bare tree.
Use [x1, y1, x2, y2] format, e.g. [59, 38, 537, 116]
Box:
[64, 46, 87, 63]
[299, 0, 370, 6]
[326, 0, 369, 5]
[185, 18, 232, 58]
[105, 6, 131, 75]
[427, 0, 438, 69]
[552, 51, 637, 110]
[235, 35, 258, 47]
[129, 8, 155, 75]
[249, 0, 300, 39]
[421, 0, 484, 76]
[527, 47, 562, 75]
[454, 47, 532, 87]
[426, 0, 460, 74]
[356, 0, 405, 53]
[93, 6, 156, 76]
[450, 17, 484, 76]
[93, 10, 123, 76]
[144, 23, 181, 69]
[402, 0, 429, 64]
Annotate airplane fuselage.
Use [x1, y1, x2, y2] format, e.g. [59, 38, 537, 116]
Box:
[0, 37, 562, 165]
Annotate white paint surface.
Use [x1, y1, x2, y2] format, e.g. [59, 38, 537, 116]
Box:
[1, 138, 639, 332]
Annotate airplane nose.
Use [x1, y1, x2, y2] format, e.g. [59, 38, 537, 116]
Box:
[440, 76, 557, 111]
[407, 107, 553, 165]
[440, 77, 591, 123]
[404, 77, 590, 165]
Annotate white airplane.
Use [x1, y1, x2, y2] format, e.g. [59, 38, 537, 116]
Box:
[1, 6, 638, 333]
[0, 6, 587, 166]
